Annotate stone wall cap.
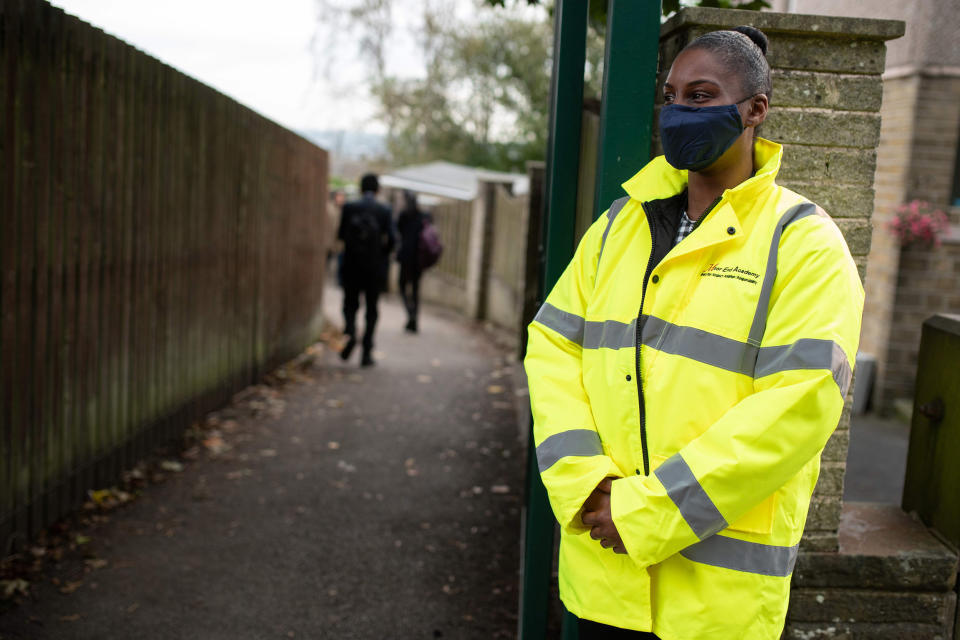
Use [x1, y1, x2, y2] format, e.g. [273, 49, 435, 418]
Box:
[839, 502, 956, 558]
[924, 313, 960, 336]
[661, 7, 905, 42]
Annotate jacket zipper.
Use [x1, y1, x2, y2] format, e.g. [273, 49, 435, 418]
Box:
[635, 203, 657, 477]
[634, 196, 722, 477]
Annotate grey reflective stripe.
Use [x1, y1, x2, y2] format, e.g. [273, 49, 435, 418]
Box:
[749, 202, 822, 346]
[755, 338, 853, 397]
[680, 535, 800, 577]
[597, 197, 629, 273]
[584, 318, 636, 350]
[586, 312, 851, 394]
[655, 454, 728, 540]
[536, 429, 604, 473]
[534, 303, 585, 346]
[642, 315, 758, 376]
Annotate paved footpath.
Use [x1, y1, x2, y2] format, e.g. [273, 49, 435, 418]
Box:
[0, 291, 525, 639]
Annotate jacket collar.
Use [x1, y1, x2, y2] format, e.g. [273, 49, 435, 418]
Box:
[621, 137, 782, 216]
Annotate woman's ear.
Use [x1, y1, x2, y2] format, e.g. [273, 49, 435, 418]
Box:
[743, 94, 769, 128]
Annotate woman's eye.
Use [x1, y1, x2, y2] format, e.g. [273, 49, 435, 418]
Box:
[663, 94, 674, 104]
[691, 92, 710, 101]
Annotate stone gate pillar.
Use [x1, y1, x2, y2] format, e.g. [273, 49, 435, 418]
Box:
[658, 7, 903, 553]
[659, 10, 959, 639]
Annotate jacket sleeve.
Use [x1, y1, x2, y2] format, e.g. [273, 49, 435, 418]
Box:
[524, 214, 624, 534]
[610, 214, 864, 567]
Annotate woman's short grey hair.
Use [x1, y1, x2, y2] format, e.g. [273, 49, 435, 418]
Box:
[685, 25, 773, 101]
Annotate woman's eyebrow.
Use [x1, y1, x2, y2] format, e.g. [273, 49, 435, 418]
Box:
[685, 79, 720, 88]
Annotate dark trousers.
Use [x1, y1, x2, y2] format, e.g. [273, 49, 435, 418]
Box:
[342, 282, 380, 353]
[398, 262, 420, 326]
[578, 619, 660, 640]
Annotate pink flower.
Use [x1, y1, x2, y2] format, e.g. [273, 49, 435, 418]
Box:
[890, 199, 949, 248]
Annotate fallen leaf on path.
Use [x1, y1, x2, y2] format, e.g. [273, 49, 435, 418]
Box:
[1, 578, 30, 600]
[126, 602, 140, 614]
[59, 580, 84, 594]
[202, 435, 230, 456]
[84, 558, 108, 570]
[327, 441, 340, 450]
[431, 359, 442, 367]
[404, 458, 419, 476]
[260, 449, 278, 458]
[337, 460, 357, 473]
[160, 460, 184, 473]
[487, 385, 505, 394]
[226, 469, 253, 480]
[326, 399, 344, 409]
[417, 375, 433, 383]
[491, 485, 510, 494]
[75, 534, 91, 545]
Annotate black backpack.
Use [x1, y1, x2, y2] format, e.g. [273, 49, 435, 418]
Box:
[344, 208, 381, 259]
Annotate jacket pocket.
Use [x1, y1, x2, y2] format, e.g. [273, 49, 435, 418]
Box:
[727, 493, 776, 535]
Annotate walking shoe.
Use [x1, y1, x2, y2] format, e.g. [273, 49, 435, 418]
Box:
[360, 351, 375, 367]
[340, 337, 356, 361]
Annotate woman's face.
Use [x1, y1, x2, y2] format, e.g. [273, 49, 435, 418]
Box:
[661, 46, 768, 173]
[663, 47, 747, 109]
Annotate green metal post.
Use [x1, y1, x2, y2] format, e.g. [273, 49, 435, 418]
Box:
[519, 2, 588, 639]
[593, 0, 662, 220]
[521, 1, 661, 638]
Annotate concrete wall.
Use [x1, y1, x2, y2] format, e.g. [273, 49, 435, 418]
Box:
[416, 182, 531, 342]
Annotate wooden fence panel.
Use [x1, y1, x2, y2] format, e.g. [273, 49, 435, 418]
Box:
[0, 0, 329, 549]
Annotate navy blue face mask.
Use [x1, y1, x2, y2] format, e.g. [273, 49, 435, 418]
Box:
[659, 97, 753, 172]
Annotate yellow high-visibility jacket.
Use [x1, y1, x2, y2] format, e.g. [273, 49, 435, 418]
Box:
[524, 138, 863, 639]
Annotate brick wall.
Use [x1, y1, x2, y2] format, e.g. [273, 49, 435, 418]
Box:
[659, 7, 902, 552]
[860, 75, 919, 410]
[885, 239, 960, 403]
[868, 73, 960, 410]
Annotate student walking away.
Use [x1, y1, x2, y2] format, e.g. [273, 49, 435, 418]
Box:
[524, 26, 864, 639]
[396, 191, 438, 333]
[337, 173, 394, 367]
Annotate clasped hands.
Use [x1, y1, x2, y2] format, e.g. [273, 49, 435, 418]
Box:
[581, 477, 627, 555]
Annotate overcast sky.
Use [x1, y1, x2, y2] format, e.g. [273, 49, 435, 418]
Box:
[49, 0, 380, 133]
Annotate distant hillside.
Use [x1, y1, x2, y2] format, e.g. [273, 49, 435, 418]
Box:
[298, 129, 387, 160]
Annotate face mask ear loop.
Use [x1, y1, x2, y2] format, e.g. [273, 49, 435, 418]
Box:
[736, 93, 759, 129]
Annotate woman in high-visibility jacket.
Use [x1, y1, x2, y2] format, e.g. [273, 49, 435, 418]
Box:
[525, 25, 864, 640]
